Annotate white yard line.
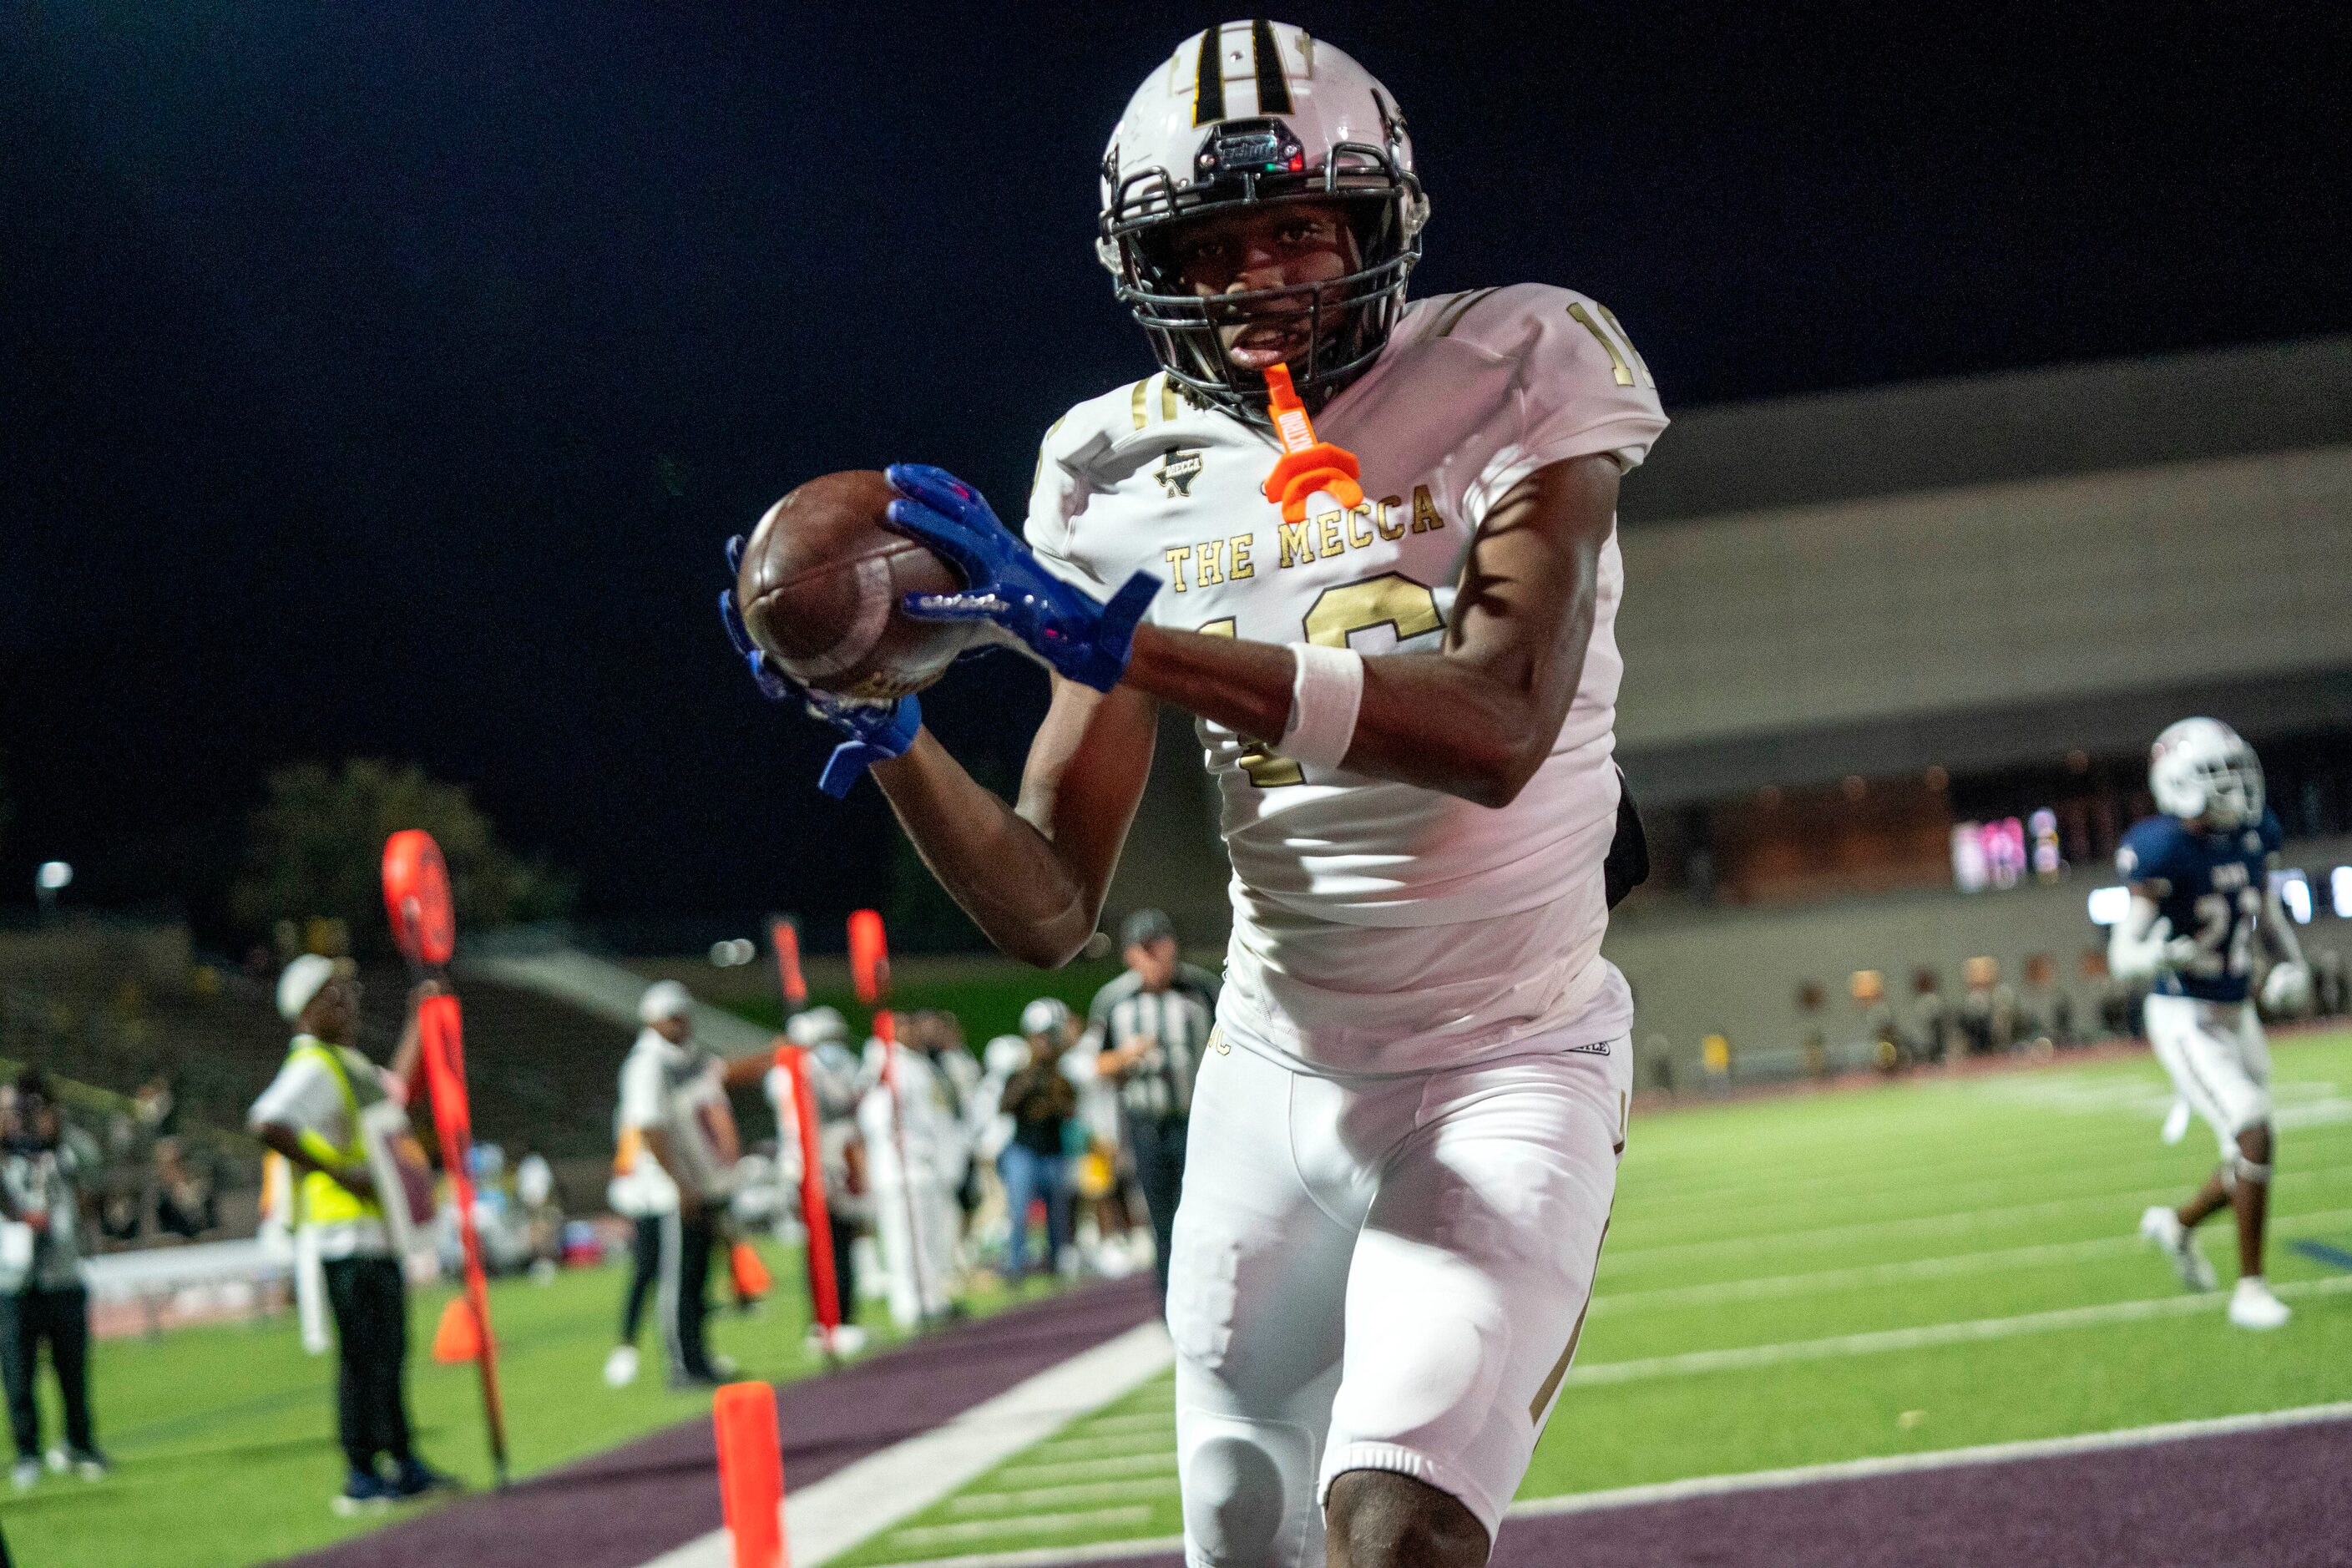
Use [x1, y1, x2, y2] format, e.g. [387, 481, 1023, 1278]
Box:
[634, 1322, 1174, 1568]
[1024, 1434, 1180, 1459]
[1595, 1234, 2137, 1311]
[1616, 1137, 2222, 1226]
[1510, 1399, 2352, 1518]
[1606, 1161, 2352, 1267]
[992, 1452, 1181, 1485]
[1570, 1274, 2352, 1386]
[1057, 1412, 1174, 1437]
[883, 1507, 1156, 1552]
[862, 1402, 2352, 1568]
[1618, 1091, 2352, 1214]
[1591, 1203, 2352, 1313]
[949, 1478, 1175, 1514]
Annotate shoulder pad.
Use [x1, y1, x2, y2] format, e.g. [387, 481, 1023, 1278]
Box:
[1424, 283, 1657, 381]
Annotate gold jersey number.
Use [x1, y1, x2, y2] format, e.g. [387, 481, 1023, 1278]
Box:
[1196, 573, 1445, 789]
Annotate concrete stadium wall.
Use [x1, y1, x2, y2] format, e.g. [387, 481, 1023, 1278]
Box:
[1614, 444, 2352, 757]
[1604, 833, 2352, 1080]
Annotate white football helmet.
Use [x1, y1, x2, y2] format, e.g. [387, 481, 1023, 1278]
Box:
[1019, 995, 1073, 1039]
[786, 1004, 849, 1048]
[2148, 717, 2264, 829]
[1097, 20, 1427, 419]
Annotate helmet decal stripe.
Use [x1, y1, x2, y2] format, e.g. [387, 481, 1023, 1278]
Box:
[1251, 18, 1292, 115]
[1192, 27, 1227, 127]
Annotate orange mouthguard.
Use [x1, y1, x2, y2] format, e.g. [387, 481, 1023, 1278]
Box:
[1259, 362, 1363, 524]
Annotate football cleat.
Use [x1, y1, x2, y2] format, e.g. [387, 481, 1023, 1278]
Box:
[2140, 1205, 2216, 1292]
[388, 1459, 459, 1500]
[332, 1471, 394, 1515]
[2227, 1276, 2291, 1331]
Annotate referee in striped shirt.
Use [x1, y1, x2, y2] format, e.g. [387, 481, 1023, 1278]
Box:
[1087, 909, 1218, 1309]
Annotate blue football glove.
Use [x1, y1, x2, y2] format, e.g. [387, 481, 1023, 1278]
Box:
[721, 535, 921, 799]
[883, 463, 1158, 693]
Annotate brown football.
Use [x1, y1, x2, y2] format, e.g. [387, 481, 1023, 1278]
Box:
[734, 469, 978, 701]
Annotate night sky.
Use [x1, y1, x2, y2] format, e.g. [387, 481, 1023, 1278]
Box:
[3, 3, 2345, 945]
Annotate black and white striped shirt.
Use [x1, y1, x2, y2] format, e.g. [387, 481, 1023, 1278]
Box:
[1087, 965, 1219, 1123]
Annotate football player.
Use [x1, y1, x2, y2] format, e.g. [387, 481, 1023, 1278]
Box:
[2112, 718, 2311, 1330]
[722, 22, 1662, 1565]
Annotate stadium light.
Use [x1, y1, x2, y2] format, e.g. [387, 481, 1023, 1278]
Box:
[2334, 867, 2352, 920]
[33, 860, 72, 923]
[2086, 885, 2132, 926]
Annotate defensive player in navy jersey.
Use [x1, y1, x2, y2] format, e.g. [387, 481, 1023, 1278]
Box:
[2110, 719, 2312, 1330]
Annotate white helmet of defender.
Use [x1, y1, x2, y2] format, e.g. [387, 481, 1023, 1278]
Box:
[2149, 717, 2264, 830]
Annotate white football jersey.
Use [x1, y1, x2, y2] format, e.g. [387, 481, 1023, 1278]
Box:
[1029, 284, 1667, 1075]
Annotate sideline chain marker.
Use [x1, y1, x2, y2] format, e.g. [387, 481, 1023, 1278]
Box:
[851, 908, 930, 1324]
[382, 827, 511, 1485]
[714, 1380, 787, 1568]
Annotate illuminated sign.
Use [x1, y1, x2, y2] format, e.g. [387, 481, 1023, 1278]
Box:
[2269, 869, 2312, 925]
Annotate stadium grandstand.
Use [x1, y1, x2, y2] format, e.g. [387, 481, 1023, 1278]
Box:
[1117, 334, 2352, 1082]
[9, 10, 2351, 1568]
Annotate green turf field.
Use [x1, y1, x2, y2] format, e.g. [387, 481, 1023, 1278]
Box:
[835, 1029, 2352, 1565]
[18, 1034, 2352, 1568]
[0, 1237, 1066, 1568]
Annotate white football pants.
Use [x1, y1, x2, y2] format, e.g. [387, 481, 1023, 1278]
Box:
[2144, 993, 2273, 1157]
[1167, 1028, 1630, 1566]
[867, 1155, 959, 1327]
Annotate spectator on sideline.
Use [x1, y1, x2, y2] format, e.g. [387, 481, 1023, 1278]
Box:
[999, 1000, 1080, 1279]
[1, 1070, 106, 1490]
[513, 1146, 562, 1279]
[612, 982, 740, 1389]
[1086, 910, 1217, 1309]
[248, 958, 453, 1512]
[604, 1068, 680, 1386]
[918, 1010, 985, 1239]
[969, 1034, 1028, 1269]
[857, 1013, 968, 1327]
[2314, 948, 2347, 1018]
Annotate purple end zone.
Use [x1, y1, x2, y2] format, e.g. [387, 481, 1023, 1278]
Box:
[272, 1277, 1159, 1568]
[1019, 1413, 2352, 1568]
[1493, 1414, 2352, 1568]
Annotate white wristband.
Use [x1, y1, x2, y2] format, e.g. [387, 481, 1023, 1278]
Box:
[1281, 642, 1364, 770]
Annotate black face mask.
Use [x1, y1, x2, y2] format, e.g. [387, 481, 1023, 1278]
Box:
[1102, 126, 1424, 424]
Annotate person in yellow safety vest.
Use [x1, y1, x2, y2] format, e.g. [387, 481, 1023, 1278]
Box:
[247, 955, 454, 1515]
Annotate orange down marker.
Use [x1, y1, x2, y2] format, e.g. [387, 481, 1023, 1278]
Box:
[1259, 362, 1363, 524]
[715, 1381, 787, 1568]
